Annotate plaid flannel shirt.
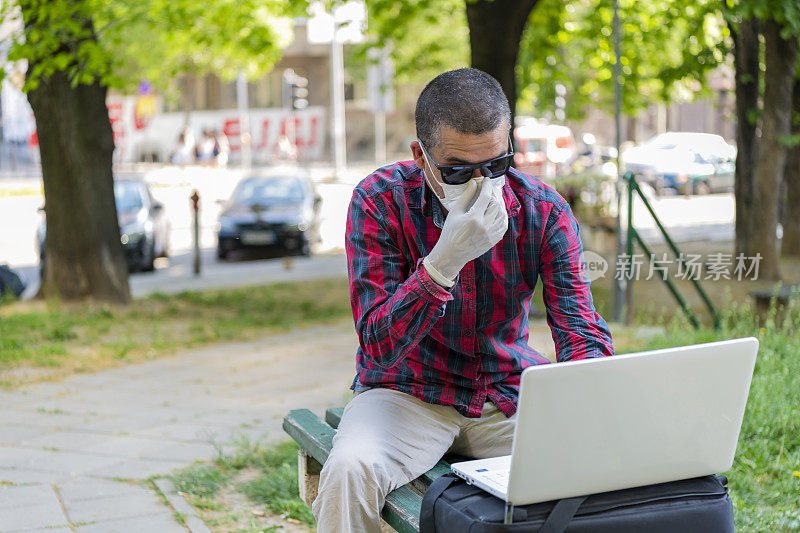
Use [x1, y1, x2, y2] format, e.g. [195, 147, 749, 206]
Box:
[346, 162, 614, 418]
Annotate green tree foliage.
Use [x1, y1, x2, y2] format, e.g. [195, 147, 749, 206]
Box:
[360, 0, 469, 84]
[517, 0, 728, 120]
[1, 0, 307, 93]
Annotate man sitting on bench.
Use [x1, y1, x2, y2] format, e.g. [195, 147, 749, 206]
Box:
[312, 68, 615, 532]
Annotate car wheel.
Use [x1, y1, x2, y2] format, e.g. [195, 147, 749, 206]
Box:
[217, 246, 229, 260]
[159, 229, 170, 258]
[695, 181, 711, 195]
[141, 241, 156, 272]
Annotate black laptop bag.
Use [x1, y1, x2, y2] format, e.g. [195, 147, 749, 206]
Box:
[420, 473, 734, 533]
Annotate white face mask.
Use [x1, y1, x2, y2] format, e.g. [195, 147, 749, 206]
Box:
[421, 150, 507, 214]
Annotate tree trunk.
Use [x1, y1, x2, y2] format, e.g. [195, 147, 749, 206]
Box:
[751, 19, 797, 280]
[27, 69, 130, 303]
[730, 17, 760, 260]
[465, 0, 538, 125]
[782, 78, 800, 256]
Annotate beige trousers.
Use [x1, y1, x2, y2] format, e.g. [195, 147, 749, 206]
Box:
[311, 388, 517, 533]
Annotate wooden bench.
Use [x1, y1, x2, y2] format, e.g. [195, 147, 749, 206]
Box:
[283, 407, 452, 533]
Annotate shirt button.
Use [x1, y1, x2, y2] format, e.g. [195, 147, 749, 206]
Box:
[465, 286, 473, 294]
[465, 329, 473, 336]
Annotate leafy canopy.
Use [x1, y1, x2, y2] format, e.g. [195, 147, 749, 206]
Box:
[1, 0, 309, 92]
[517, 0, 729, 121]
[359, 0, 469, 84]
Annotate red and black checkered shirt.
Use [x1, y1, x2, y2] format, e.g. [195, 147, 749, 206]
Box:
[346, 162, 614, 418]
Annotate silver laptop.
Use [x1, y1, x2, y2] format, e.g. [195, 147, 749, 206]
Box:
[451, 337, 759, 508]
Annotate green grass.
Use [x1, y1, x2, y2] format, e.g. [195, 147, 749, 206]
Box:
[171, 464, 230, 499]
[0, 186, 43, 198]
[170, 437, 315, 530]
[0, 278, 351, 387]
[640, 300, 800, 531]
[239, 441, 315, 525]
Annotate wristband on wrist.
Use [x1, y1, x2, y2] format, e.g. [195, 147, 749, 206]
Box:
[423, 256, 456, 289]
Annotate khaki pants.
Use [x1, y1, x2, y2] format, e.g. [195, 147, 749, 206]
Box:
[311, 388, 516, 532]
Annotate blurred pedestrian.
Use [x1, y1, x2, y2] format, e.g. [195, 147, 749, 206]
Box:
[196, 128, 216, 166]
[214, 128, 230, 167]
[171, 125, 196, 166]
[273, 133, 298, 161]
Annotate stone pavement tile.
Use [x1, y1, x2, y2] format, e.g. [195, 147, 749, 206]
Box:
[2, 410, 100, 431]
[0, 483, 55, 509]
[136, 441, 218, 463]
[0, 468, 71, 485]
[73, 510, 187, 533]
[0, 425, 52, 446]
[21, 430, 111, 452]
[64, 490, 170, 524]
[0, 409, 39, 426]
[3, 447, 121, 476]
[85, 458, 187, 480]
[86, 436, 217, 462]
[189, 411, 266, 426]
[0, 447, 39, 468]
[56, 478, 146, 503]
[135, 421, 243, 442]
[0, 487, 69, 532]
[72, 416, 157, 435]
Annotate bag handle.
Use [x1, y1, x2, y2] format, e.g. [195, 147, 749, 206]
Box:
[420, 474, 460, 533]
[538, 495, 589, 533]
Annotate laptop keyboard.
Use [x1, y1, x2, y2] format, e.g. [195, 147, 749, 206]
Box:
[475, 467, 510, 488]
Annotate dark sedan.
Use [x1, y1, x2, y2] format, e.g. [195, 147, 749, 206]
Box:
[216, 174, 321, 260]
[38, 179, 170, 273]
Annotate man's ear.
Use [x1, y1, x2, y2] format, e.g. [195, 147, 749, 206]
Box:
[410, 140, 425, 169]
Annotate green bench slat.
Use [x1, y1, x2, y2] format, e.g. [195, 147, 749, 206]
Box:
[284, 408, 424, 531]
[324, 407, 453, 493]
[381, 485, 422, 533]
[283, 409, 337, 465]
[325, 407, 345, 428]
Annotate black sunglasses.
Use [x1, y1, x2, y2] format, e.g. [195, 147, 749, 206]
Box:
[419, 136, 515, 185]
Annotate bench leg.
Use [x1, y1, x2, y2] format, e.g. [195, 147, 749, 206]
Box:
[297, 449, 323, 507]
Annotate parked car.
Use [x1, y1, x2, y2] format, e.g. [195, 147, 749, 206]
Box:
[216, 173, 321, 260]
[655, 148, 735, 195]
[513, 123, 577, 179]
[37, 179, 170, 274]
[0, 265, 26, 299]
[621, 132, 736, 195]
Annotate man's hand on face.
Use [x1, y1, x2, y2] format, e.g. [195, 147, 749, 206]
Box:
[425, 177, 508, 283]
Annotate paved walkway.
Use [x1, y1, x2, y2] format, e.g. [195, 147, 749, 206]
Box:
[0, 321, 364, 532]
[0, 320, 558, 532]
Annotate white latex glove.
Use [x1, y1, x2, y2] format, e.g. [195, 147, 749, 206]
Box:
[425, 178, 508, 282]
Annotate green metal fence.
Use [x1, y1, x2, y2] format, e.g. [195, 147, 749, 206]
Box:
[623, 171, 720, 330]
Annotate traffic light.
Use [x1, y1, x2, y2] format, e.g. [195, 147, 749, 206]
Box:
[282, 69, 309, 111]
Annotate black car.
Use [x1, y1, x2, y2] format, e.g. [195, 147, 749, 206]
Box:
[216, 174, 321, 259]
[38, 179, 170, 273]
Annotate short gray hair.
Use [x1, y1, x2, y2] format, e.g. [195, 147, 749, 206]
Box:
[415, 68, 511, 149]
